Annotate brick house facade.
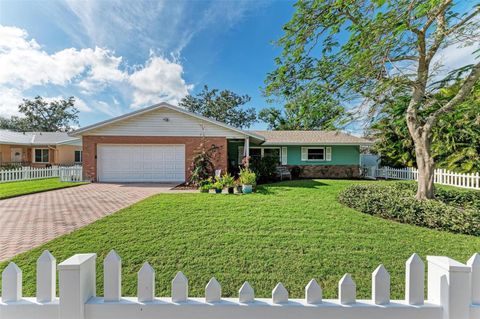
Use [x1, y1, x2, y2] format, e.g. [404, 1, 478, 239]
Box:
[82, 136, 228, 182]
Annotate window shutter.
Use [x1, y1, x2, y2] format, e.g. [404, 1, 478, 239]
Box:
[326, 147, 332, 161]
[238, 146, 244, 164]
[301, 147, 308, 161]
[281, 147, 287, 165]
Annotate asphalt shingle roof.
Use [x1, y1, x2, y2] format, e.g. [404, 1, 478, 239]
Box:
[251, 130, 373, 145]
[0, 130, 79, 145]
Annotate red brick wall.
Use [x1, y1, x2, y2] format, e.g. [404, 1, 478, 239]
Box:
[82, 136, 228, 182]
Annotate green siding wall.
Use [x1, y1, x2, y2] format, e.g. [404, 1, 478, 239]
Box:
[286, 145, 360, 165]
[227, 141, 360, 166]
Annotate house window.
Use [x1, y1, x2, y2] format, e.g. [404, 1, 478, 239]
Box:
[250, 148, 262, 161]
[74, 150, 82, 163]
[307, 148, 325, 160]
[34, 149, 49, 163]
[263, 148, 281, 164]
[248, 147, 281, 164]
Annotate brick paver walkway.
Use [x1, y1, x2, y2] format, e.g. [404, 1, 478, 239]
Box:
[0, 183, 193, 261]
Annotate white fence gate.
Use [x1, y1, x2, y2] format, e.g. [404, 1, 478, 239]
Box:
[0, 166, 83, 183]
[59, 166, 83, 182]
[1, 250, 479, 319]
[364, 166, 480, 190]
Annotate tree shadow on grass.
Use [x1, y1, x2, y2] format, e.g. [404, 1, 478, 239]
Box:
[256, 179, 329, 195]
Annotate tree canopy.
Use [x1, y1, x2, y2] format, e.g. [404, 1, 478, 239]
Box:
[371, 82, 480, 173]
[179, 85, 257, 129]
[265, 0, 480, 199]
[0, 96, 79, 132]
[259, 87, 347, 130]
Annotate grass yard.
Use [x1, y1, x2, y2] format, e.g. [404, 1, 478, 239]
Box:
[1, 179, 479, 299]
[0, 178, 86, 199]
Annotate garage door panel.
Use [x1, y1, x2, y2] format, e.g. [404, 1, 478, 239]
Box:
[98, 145, 185, 182]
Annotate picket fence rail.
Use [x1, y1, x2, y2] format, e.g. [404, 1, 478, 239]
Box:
[364, 166, 480, 190]
[1, 250, 479, 319]
[0, 166, 82, 183]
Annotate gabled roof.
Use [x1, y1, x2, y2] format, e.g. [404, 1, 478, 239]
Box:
[250, 130, 373, 146]
[70, 102, 265, 141]
[0, 129, 81, 146]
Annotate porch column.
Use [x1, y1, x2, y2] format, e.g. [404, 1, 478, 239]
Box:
[244, 137, 250, 167]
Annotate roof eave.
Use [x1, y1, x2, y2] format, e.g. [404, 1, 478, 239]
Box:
[69, 102, 265, 141]
[261, 142, 374, 146]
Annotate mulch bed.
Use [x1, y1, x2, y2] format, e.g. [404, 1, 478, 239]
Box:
[172, 183, 198, 190]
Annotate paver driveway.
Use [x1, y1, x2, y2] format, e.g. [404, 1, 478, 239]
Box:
[0, 183, 193, 261]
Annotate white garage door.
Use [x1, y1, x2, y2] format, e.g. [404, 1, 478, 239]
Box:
[97, 144, 185, 182]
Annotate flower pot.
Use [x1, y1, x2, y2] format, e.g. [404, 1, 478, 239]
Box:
[227, 187, 234, 194]
[236, 186, 242, 194]
[215, 188, 222, 194]
[242, 184, 253, 194]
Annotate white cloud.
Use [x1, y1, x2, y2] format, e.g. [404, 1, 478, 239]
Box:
[60, 0, 265, 55]
[129, 55, 194, 107]
[0, 87, 24, 117]
[431, 44, 479, 78]
[0, 25, 193, 117]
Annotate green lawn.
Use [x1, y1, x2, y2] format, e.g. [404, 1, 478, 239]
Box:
[1, 179, 478, 299]
[0, 178, 87, 199]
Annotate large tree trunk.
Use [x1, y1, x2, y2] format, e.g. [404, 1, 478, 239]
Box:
[413, 134, 435, 200]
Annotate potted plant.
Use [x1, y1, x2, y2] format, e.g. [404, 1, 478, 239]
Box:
[239, 168, 256, 194]
[199, 183, 212, 193]
[234, 179, 243, 194]
[212, 181, 224, 194]
[198, 178, 212, 193]
[221, 173, 235, 194]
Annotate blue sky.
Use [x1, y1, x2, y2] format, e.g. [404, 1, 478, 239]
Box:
[0, 0, 295, 130]
[0, 1, 477, 133]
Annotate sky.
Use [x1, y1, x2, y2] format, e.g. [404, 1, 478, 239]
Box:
[0, 0, 295, 130]
[0, 0, 477, 133]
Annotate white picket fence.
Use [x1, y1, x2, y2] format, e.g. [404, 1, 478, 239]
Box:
[59, 166, 83, 182]
[1, 250, 479, 319]
[0, 166, 82, 183]
[364, 166, 480, 190]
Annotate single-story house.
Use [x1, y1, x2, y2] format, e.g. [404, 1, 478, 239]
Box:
[70, 102, 372, 183]
[0, 130, 82, 167]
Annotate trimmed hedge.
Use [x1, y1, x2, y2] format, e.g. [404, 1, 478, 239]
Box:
[338, 182, 480, 236]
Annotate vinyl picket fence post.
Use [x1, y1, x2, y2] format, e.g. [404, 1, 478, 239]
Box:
[58, 253, 97, 319]
[427, 256, 472, 319]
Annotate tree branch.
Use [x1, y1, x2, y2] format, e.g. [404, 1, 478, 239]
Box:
[446, 6, 480, 36]
[422, 0, 452, 33]
[426, 11, 447, 64]
[424, 62, 480, 129]
[388, 55, 419, 62]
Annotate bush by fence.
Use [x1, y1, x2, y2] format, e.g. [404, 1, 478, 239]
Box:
[338, 183, 480, 236]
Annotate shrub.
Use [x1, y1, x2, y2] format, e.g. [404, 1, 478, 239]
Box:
[290, 166, 302, 179]
[338, 182, 480, 236]
[249, 156, 278, 183]
[189, 141, 221, 186]
[1, 164, 22, 170]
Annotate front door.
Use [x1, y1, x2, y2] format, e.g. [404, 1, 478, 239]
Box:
[11, 148, 22, 162]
